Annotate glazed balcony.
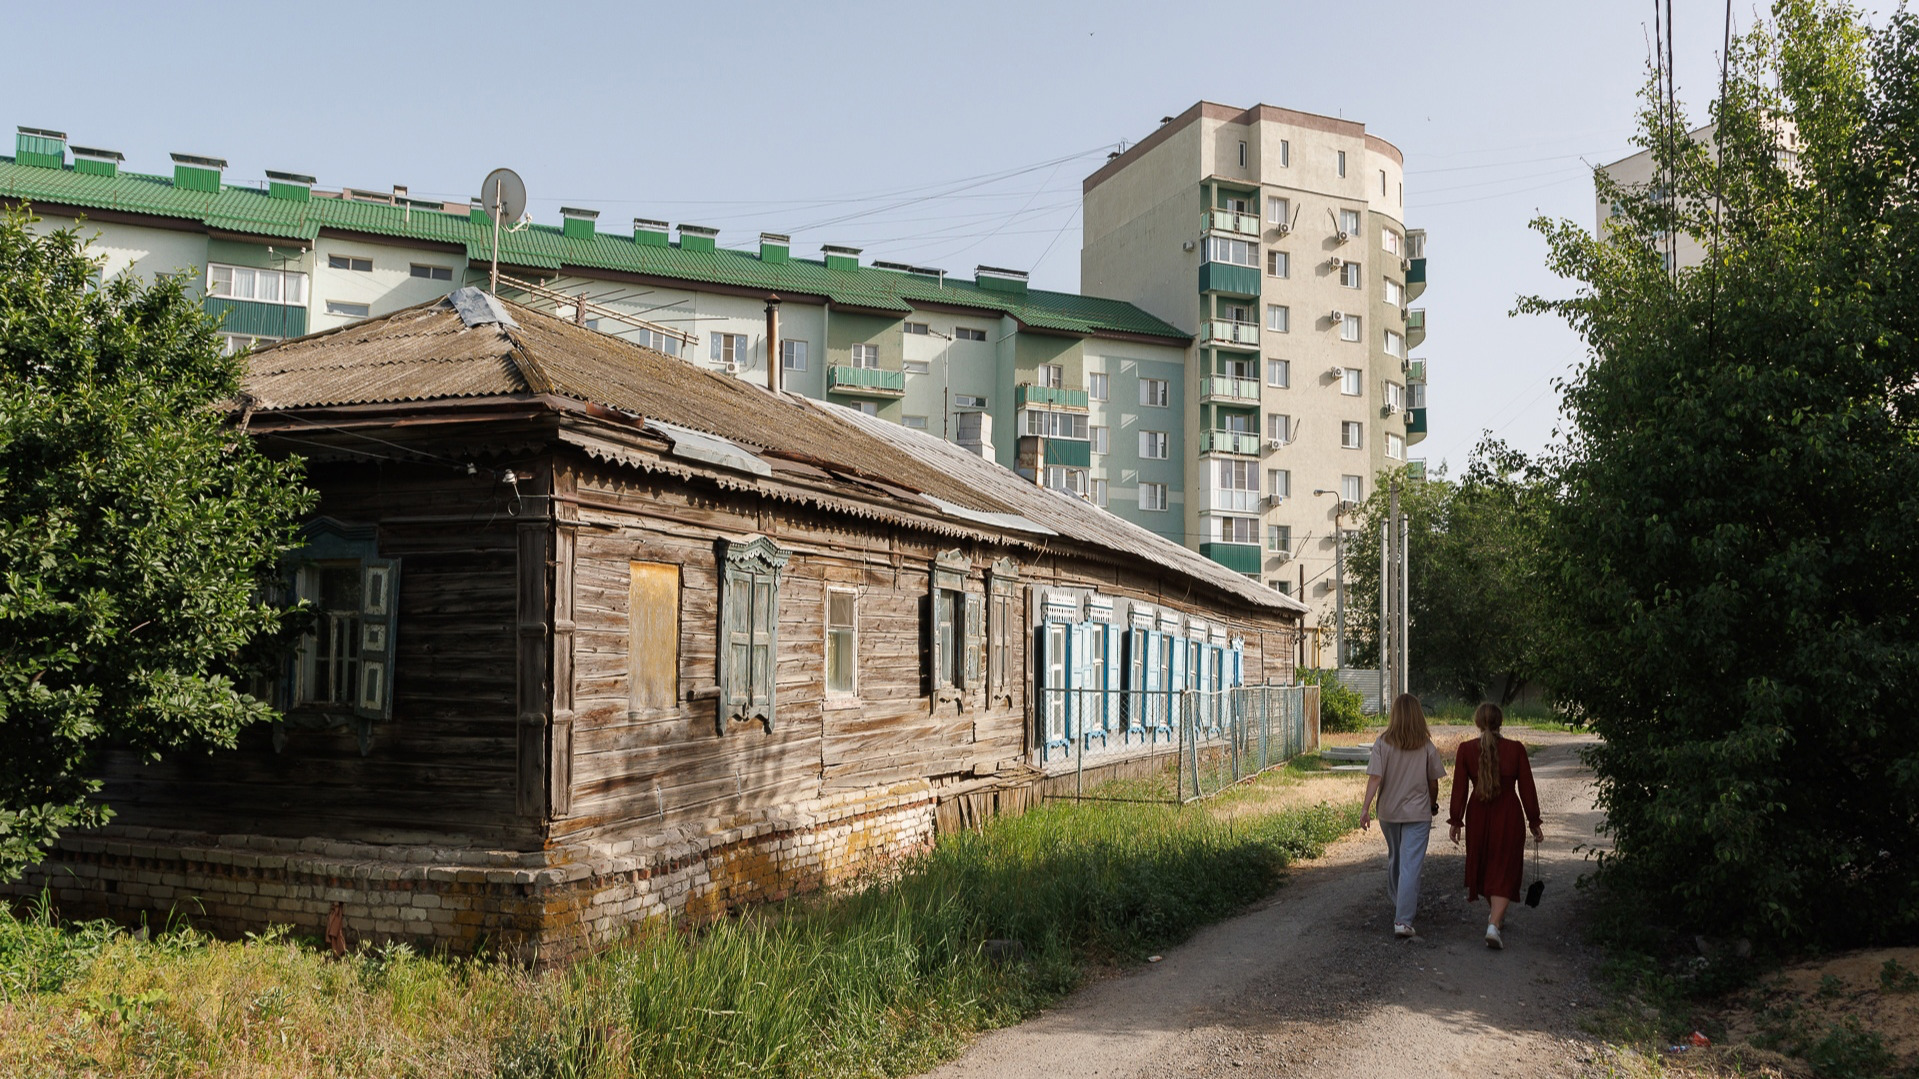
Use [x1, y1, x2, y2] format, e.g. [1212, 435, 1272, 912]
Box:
[1205, 487, 1262, 513]
[1200, 429, 1261, 456]
[1200, 319, 1259, 348]
[1202, 208, 1261, 237]
[1199, 375, 1260, 405]
[1406, 307, 1426, 349]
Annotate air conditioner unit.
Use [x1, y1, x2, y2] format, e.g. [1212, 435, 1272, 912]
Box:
[1265, 493, 1287, 507]
[1334, 229, 1351, 244]
[1383, 403, 1402, 416]
[1272, 222, 1292, 237]
[1401, 256, 1412, 272]
[1266, 437, 1286, 450]
[1326, 257, 1345, 272]
[1328, 310, 1346, 324]
[1327, 365, 1345, 379]
[723, 361, 739, 374]
[1273, 548, 1294, 562]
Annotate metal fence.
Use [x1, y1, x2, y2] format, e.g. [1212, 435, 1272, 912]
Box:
[1034, 684, 1316, 803]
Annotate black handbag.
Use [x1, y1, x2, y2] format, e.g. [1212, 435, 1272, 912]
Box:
[1524, 836, 1545, 908]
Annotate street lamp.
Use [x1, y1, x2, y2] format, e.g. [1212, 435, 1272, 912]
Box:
[1312, 489, 1346, 669]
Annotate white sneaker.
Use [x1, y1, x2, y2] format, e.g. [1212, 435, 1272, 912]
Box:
[1394, 923, 1416, 938]
[1485, 924, 1503, 950]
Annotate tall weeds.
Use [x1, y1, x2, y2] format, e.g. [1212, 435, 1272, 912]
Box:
[0, 778, 1355, 1079]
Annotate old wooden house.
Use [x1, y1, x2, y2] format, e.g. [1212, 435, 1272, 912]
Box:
[12, 290, 1313, 960]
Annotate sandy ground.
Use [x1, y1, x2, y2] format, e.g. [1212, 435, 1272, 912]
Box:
[920, 729, 1609, 1079]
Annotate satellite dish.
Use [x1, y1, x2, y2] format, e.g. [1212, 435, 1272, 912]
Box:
[480, 168, 526, 224]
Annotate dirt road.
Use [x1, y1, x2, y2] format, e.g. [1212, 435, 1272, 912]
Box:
[922, 732, 1607, 1079]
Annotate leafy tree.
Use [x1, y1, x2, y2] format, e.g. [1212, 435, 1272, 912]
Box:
[1520, 1, 1919, 945]
[1346, 439, 1549, 705]
[0, 208, 313, 881]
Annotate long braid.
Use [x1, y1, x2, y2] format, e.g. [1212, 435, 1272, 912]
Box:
[1473, 702, 1504, 801]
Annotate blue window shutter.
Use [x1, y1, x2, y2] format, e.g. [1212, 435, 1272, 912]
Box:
[353, 556, 400, 721]
[1103, 626, 1121, 733]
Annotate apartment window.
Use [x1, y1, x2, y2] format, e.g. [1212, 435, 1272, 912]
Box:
[1410, 382, 1426, 409]
[1267, 196, 1290, 224]
[1267, 250, 1289, 278]
[1220, 517, 1258, 544]
[1385, 330, 1404, 359]
[1340, 262, 1362, 288]
[1267, 468, 1291, 500]
[903, 415, 928, 430]
[1268, 524, 1293, 553]
[328, 255, 373, 273]
[1279, 140, 1291, 167]
[220, 333, 281, 355]
[850, 342, 879, 369]
[825, 590, 857, 696]
[1203, 235, 1258, 268]
[903, 360, 931, 375]
[1341, 367, 1363, 395]
[290, 527, 398, 719]
[1090, 425, 1110, 454]
[780, 339, 808, 371]
[954, 326, 987, 342]
[1269, 579, 1294, 595]
[639, 328, 683, 357]
[1384, 279, 1403, 306]
[711, 333, 747, 365]
[1038, 363, 1064, 388]
[1221, 411, 1255, 434]
[1089, 371, 1110, 401]
[955, 394, 988, 409]
[1336, 150, 1347, 178]
[719, 537, 786, 729]
[1267, 358, 1290, 387]
[1385, 381, 1406, 411]
[857, 401, 878, 416]
[1386, 432, 1405, 460]
[1266, 305, 1290, 333]
[1139, 430, 1169, 459]
[1237, 141, 1247, 168]
[628, 561, 679, 712]
[1380, 169, 1388, 196]
[1141, 483, 1168, 511]
[904, 321, 930, 335]
[1090, 478, 1108, 507]
[325, 300, 370, 318]
[1267, 412, 1291, 442]
[1341, 314, 1363, 342]
[207, 263, 308, 306]
[1341, 421, 1364, 450]
[1044, 466, 1088, 496]
[1342, 474, 1364, 503]
[409, 264, 453, 281]
[1218, 459, 1258, 493]
[1340, 209, 1362, 236]
[1383, 230, 1402, 256]
[1140, 378, 1169, 407]
[1021, 410, 1088, 440]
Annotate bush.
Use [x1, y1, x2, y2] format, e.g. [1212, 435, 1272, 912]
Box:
[1298, 669, 1368, 733]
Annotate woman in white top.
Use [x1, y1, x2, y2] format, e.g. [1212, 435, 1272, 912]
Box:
[1359, 693, 1447, 938]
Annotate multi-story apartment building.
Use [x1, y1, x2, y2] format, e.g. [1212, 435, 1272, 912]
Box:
[1080, 101, 1429, 650]
[1, 126, 1192, 544]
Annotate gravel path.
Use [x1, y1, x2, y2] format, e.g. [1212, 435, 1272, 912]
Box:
[920, 732, 1608, 1079]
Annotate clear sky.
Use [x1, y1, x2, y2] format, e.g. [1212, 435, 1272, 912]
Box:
[0, 1, 1808, 473]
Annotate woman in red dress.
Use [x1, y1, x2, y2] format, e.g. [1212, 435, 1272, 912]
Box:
[1447, 703, 1543, 949]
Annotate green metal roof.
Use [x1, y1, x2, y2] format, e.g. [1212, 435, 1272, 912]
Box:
[0, 157, 1188, 342]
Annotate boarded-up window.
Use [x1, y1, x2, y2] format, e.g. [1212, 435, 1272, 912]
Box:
[826, 590, 856, 696]
[628, 561, 679, 712]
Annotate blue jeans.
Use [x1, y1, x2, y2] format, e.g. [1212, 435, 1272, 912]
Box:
[1380, 819, 1432, 927]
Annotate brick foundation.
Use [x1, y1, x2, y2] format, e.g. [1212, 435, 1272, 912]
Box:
[4, 781, 936, 964]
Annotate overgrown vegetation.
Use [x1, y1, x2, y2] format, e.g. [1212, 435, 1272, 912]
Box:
[1524, 0, 1919, 951]
[0, 770, 1357, 1078]
[1297, 669, 1368, 732]
[0, 209, 312, 879]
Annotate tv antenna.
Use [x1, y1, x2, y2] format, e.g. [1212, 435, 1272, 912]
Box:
[480, 167, 526, 294]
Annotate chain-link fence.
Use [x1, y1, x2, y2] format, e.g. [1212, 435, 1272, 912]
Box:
[1034, 684, 1319, 803]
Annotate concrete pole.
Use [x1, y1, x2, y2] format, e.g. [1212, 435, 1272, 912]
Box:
[764, 294, 781, 393]
[1380, 514, 1391, 711]
[1333, 509, 1346, 669]
[1398, 504, 1411, 699]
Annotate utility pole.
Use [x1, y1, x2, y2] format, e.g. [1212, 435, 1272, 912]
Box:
[1398, 499, 1410, 700]
[1314, 488, 1348, 671]
[1380, 504, 1392, 710]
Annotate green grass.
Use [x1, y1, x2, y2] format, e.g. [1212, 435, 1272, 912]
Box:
[1423, 699, 1584, 733]
[0, 772, 1359, 1079]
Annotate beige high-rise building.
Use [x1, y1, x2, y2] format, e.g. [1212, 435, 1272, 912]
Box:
[1081, 101, 1428, 664]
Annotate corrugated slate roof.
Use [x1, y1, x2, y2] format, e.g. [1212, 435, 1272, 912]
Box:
[0, 156, 1186, 341]
[244, 291, 1295, 614]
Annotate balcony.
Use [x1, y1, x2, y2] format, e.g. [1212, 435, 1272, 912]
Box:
[1200, 542, 1262, 575]
[1199, 375, 1260, 404]
[1200, 429, 1261, 456]
[1407, 459, 1427, 481]
[827, 365, 905, 397]
[1015, 384, 1089, 410]
[1406, 408, 1427, 441]
[1405, 307, 1426, 349]
[1198, 261, 1261, 296]
[1203, 208, 1261, 237]
[1017, 435, 1091, 469]
[1200, 319, 1259, 348]
[1405, 257, 1426, 301]
[1206, 488, 1262, 513]
[1406, 359, 1425, 382]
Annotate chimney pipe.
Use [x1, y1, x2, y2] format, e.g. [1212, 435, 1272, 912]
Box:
[764, 294, 782, 392]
